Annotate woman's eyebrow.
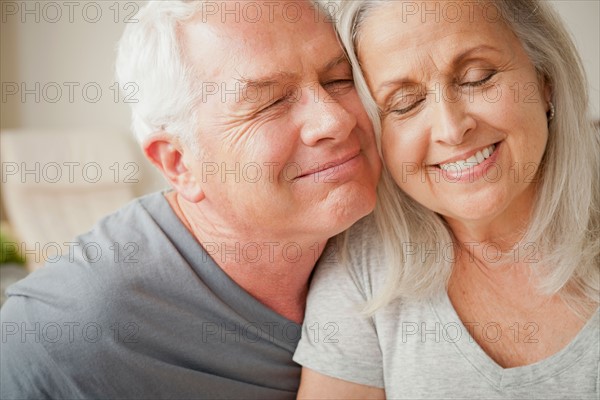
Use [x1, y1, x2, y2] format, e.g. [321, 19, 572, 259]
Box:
[374, 45, 502, 98]
[450, 44, 503, 67]
[376, 78, 417, 99]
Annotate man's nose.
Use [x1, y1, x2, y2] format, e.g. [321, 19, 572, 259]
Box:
[298, 84, 356, 146]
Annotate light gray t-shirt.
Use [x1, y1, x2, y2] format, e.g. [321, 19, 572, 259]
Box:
[1, 192, 302, 399]
[294, 215, 600, 399]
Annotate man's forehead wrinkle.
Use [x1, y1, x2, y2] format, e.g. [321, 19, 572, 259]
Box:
[234, 71, 300, 87]
[177, 0, 344, 101]
[321, 54, 348, 74]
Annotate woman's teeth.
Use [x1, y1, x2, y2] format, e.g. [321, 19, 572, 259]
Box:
[439, 144, 496, 171]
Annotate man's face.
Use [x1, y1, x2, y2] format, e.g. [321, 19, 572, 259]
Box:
[179, 1, 381, 241]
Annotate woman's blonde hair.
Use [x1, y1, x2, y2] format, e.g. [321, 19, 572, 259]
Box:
[334, 0, 599, 314]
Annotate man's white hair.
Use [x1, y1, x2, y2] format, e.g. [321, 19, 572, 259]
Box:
[116, 0, 327, 148]
[116, 1, 206, 146]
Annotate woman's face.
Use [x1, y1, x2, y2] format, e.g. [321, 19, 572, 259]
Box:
[358, 1, 550, 225]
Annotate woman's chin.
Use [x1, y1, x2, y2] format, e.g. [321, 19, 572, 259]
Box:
[435, 192, 511, 227]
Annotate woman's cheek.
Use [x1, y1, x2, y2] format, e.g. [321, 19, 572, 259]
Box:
[381, 126, 401, 168]
[381, 128, 410, 186]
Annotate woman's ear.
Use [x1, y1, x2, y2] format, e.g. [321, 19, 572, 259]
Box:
[542, 76, 553, 108]
[143, 134, 205, 203]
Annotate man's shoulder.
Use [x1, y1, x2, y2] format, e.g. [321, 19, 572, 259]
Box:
[3, 191, 183, 323]
[0, 191, 187, 397]
[88, 190, 168, 242]
[0, 190, 303, 398]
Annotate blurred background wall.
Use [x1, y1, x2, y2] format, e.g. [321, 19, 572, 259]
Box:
[551, 0, 600, 118]
[0, 0, 135, 133]
[1, 0, 166, 232]
[0, 0, 166, 194]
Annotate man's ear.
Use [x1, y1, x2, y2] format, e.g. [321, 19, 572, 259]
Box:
[143, 134, 205, 203]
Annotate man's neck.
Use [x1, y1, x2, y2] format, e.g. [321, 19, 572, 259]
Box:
[165, 191, 325, 323]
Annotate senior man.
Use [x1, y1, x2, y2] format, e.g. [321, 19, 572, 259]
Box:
[0, 1, 381, 398]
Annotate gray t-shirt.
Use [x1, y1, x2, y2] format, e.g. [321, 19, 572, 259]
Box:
[294, 216, 600, 399]
[1, 192, 301, 399]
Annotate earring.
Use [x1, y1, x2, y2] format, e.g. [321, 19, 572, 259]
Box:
[547, 101, 555, 121]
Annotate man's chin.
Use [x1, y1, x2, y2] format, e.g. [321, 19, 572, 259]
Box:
[322, 187, 377, 236]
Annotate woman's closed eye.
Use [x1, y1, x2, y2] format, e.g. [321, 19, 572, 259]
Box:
[461, 70, 498, 87]
[385, 71, 498, 117]
[392, 99, 425, 115]
[388, 95, 426, 116]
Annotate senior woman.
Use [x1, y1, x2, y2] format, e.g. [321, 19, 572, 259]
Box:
[293, 0, 599, 398]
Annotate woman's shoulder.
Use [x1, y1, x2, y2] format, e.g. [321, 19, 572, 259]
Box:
[345, 213, 386, 272]
[314, 213, 387, 300]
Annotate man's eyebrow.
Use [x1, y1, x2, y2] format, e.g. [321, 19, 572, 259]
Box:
[235, 71, 298, 93]
[232, 54, 349, 102]
[375, 45, 502, 97]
